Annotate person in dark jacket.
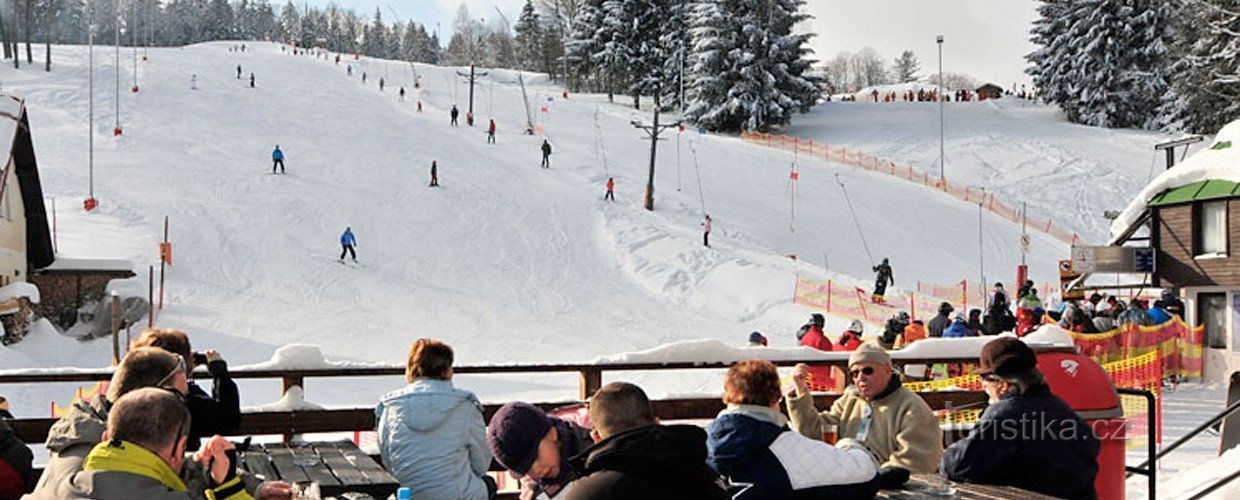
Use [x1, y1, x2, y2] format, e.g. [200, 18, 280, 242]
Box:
[941, 337, 1100, 499]
[451, 105, 460, 127]
[429, 160, 439, 187]
[706, 360, 879, 500]
[871, 258, 894, 303]
[488, 402, 593, 499]
[542, 140, 552, 168]
[927, 302, 953, 338]
[0, 414, 33, 500]
[966, 309, 985, 335]
[1160, 290, 1185, 318]
[567, 382, 727, 500]
[130, 328, 240, 452]
[880, 312, 910, 349]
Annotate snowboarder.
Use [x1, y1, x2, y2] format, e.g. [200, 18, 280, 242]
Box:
[604, 177, 615, 201]
[871, 258, 894, 303]
[540, 139, 551, 168]
[236, 64, 241, 79]
[272, 145, 285, 173]
[379, 78, 385, 92]
[702, 215, 712, 247]
[249, 73, 255, 88]
[487, 119, 496, 144]
[450, 105, 459, 127]
[339, 227, 357, 262]
[429, 160, 439, 187]
[399, 87, 405, 102]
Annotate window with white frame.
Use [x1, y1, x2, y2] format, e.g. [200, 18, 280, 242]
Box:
[1197, 201, 1227, 256]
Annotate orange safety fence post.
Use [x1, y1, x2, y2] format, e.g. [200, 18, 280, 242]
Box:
[827, 279, 832, 314]
[854, 287, 869, 321]
[960, 279, 968, 312]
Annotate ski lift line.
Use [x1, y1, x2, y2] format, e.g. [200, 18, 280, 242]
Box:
[593, 107, 610, 177]
[835, 173, 875, 264]
[689, 139, 707, 214]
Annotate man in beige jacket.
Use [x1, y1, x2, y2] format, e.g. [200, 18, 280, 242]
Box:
[786, 342, 942, 488]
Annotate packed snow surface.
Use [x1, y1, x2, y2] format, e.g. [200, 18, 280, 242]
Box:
[786, 100, 1212, 243]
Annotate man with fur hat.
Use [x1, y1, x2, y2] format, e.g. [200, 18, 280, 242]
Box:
[941, 337, 1099, 499]
[786, 343, 942, 488]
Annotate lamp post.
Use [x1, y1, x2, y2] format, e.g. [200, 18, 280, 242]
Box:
[937, 34, 944, 182]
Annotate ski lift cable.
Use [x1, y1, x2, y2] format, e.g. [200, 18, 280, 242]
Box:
[689, 139, 707, 214]
[594, 107, 610, 177]
[835, 173, 875, 264]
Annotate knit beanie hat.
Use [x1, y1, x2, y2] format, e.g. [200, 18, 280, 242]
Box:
[848, 342, 892, 369]
[487, 402, 553, 475]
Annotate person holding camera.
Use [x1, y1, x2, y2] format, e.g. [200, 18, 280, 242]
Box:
[132, 328, 241, 452]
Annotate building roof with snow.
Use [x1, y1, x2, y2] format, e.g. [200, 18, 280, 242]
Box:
[1109, 119, 1240, 244]
[0, 93, 53, 272]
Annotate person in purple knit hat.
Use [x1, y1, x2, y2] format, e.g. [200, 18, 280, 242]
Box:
[487, 402, 592, 499]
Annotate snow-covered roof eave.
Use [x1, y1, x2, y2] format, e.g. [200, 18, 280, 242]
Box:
[1109, 119, 1240, 241]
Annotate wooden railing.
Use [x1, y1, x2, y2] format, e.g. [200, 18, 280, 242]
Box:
[1, 355, 990, 445]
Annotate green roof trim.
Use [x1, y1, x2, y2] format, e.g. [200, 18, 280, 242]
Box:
[1148, 179, 1240, 207]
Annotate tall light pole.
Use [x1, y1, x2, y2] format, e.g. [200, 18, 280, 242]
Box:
[937, 34, 944, 182]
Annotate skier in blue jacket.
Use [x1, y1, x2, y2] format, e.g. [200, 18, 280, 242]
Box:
[340, 227, 357, 262]
[272, 146, 285, 174]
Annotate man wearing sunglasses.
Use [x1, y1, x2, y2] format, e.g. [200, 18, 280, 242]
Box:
[785, 342, 942, 489]
[36, 348, 190, 494]
[29, 388, 252, 499]
[940, 337, 1099, 499]
[33, 348, 291, 499]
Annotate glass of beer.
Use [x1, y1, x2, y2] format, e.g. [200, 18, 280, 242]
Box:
[821, 423, 838, 445]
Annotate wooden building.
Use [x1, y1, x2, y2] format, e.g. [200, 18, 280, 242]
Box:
[975, 83, 1004, 100]
[1111, 122, 1240, 381]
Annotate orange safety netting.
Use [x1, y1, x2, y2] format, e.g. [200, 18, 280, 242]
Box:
[50, 381, 106, 418]
[741, 131, 1080, 245]
[1069, 317, 1204, 380]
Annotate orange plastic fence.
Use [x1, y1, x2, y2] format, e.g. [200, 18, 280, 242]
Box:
[741, 131, 1080, 245]
[1069, 317, 1204, 380]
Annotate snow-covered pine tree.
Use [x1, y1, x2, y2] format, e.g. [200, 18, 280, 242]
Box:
[1029, 0, 1172, 129]
[1026, 0, 1071, 106]
[278, 1, 299, 43]
[602, 0, 670, 109]
[892, 50, 920, 83]
[564, 0, 607, 92]
[660, 0, 690, 112]
[515, 0, 545, 71]
[686, 0, 820, 132]
[1170, 0, 1240, 133]
[205, 0, 232, 40]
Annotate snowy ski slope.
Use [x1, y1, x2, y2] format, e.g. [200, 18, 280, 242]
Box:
[0, 42, 1069, 409]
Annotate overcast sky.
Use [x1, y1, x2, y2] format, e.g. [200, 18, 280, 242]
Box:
[321, 0, 1038, 86]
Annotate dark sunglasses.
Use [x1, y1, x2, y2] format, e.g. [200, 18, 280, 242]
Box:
[849, 366, 875, 378]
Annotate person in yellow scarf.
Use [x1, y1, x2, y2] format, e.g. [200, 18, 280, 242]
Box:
[27, 388, 277, 499]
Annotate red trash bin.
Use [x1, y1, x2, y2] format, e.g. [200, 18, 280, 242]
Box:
[1036, 348, 1126, 500]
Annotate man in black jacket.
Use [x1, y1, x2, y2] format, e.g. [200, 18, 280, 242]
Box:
[131, 328, 240, 452]
[927, 302, 953, 338]
[941, 338, 1100, 499]
[566, 382, 728, 500]
[0, 411, 33, 500]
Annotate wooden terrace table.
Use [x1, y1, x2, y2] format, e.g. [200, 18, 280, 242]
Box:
[238, 440, 399, 499]
[877, 474, 1061, 499]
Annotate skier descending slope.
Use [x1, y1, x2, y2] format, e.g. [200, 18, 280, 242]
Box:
[271, 145, 285, 174]
[340, 227, 358, 262]
[429, 160, 439, 187]
[871, 258, 894, 303]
